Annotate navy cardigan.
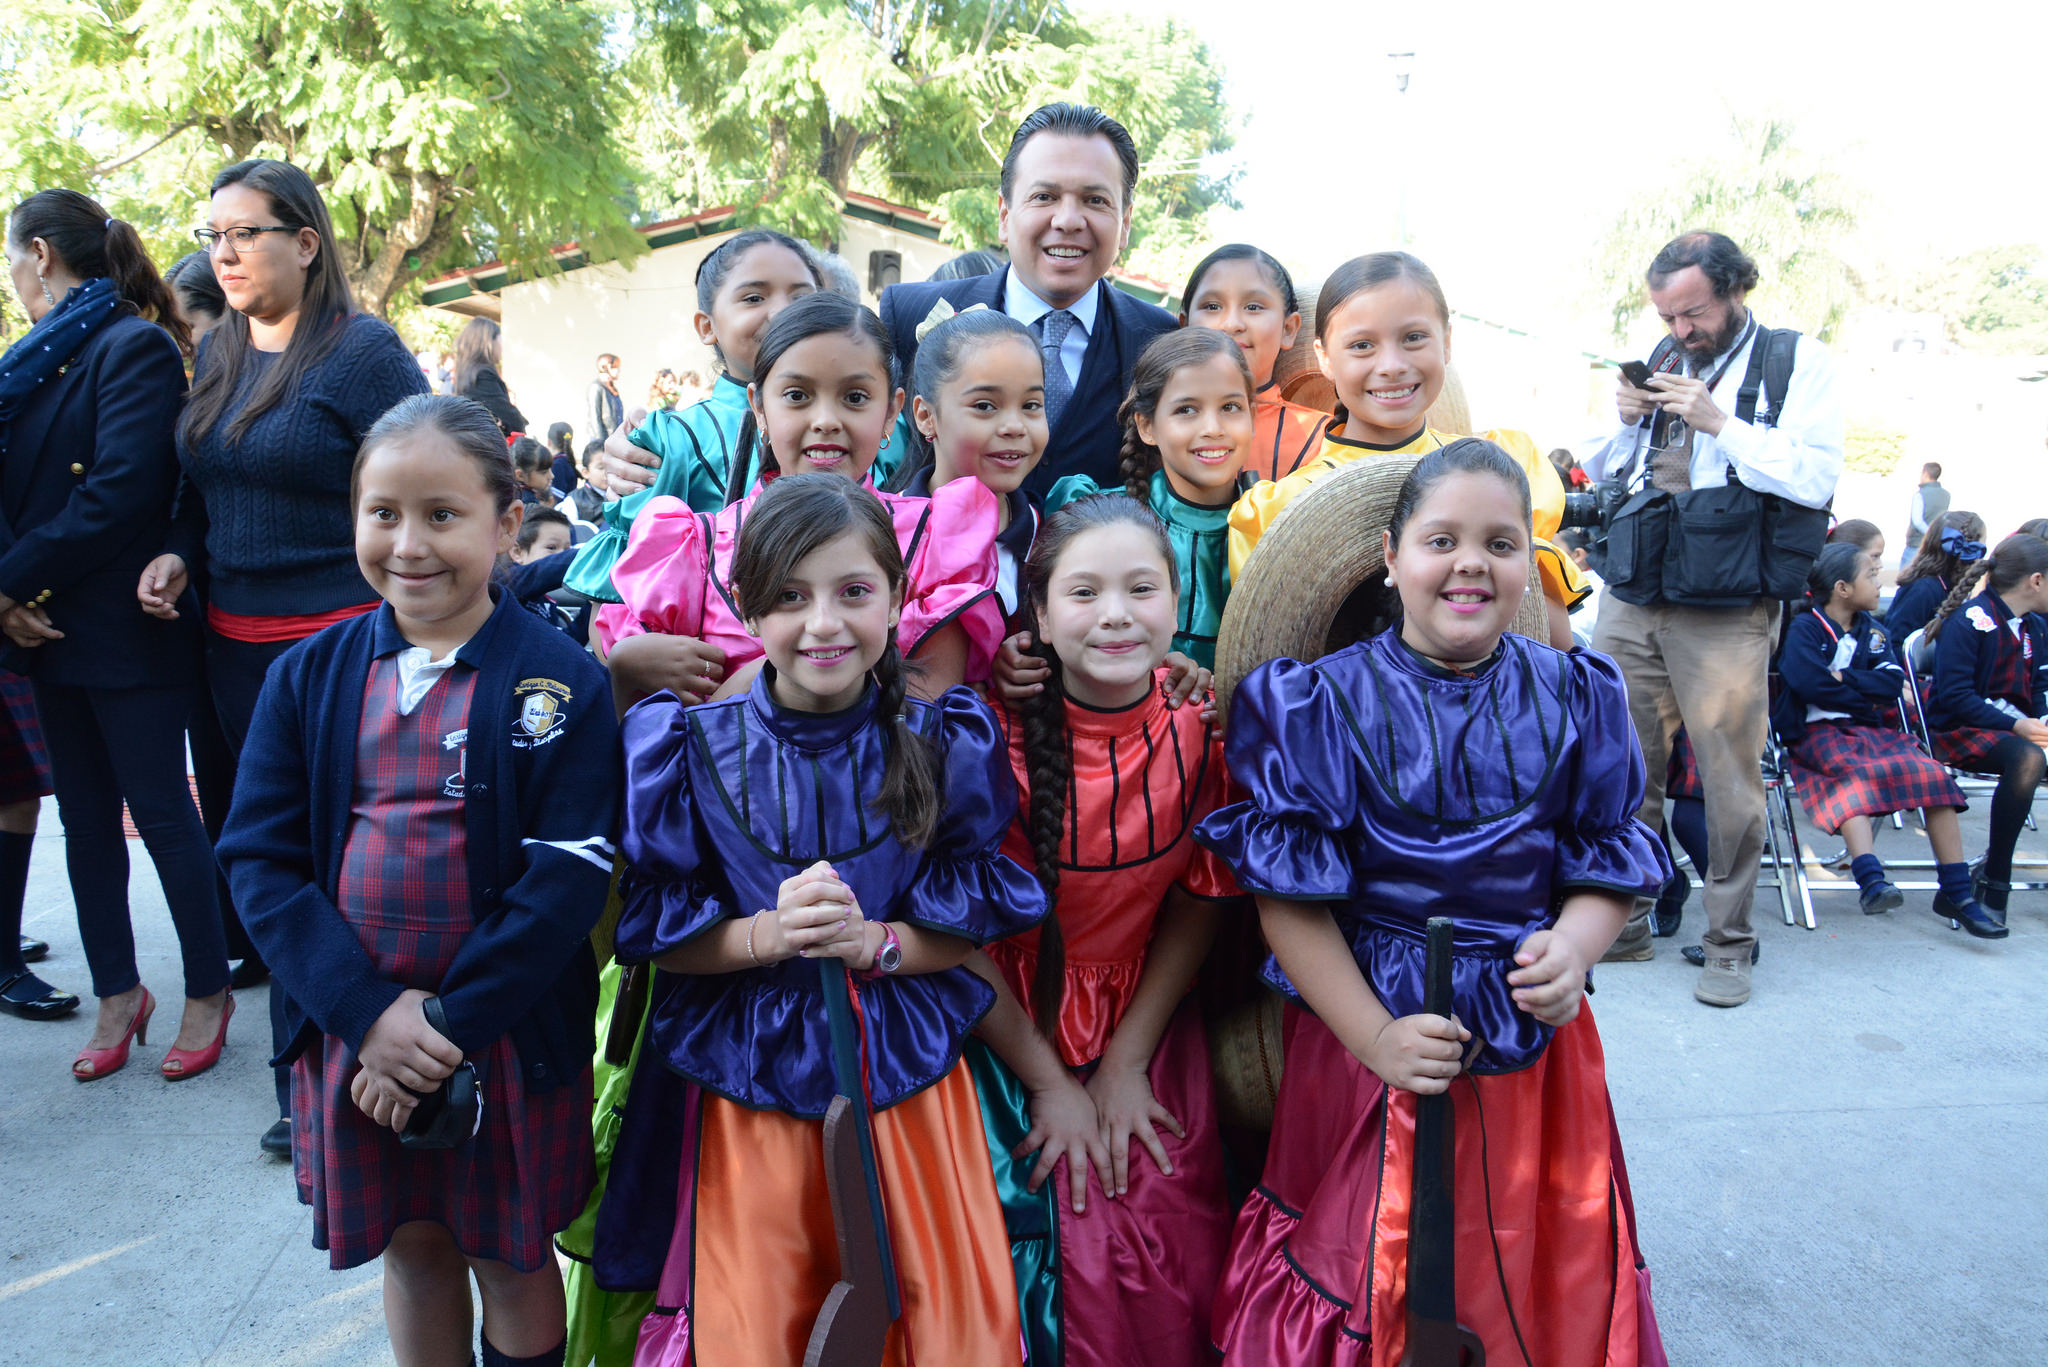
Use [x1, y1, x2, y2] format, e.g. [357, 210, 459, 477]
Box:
[218, 589, 621, 1091]
[1772, 609, 1905, 743]
[1927, 590, 2048, 734]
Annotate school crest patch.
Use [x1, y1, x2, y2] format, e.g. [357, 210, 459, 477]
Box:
[513, 678, 571, 749]
[1967, 605, 1996, 633]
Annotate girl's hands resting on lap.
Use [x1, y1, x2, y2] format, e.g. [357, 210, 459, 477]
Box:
[1508, 928, 1591, 1026]
[2016, 718, 2048, 746]
[1017, 1073, 1114, 1215]
[1364, 1012, 1469, 1095]
[1085, 1061, 1184, 1197]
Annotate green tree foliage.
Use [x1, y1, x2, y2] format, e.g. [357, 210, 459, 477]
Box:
[1, 0, 644, 319]
[1882, 245, 2048, 357]
[1591, 118, 1858, 343]
[1844, 420, 1908, 477]
[627, 0, 1236, 289]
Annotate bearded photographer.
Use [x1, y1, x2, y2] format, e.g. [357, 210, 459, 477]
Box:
[1582, 231, 1843, 1009]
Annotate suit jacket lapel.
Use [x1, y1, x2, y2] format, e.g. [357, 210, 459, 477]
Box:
[1052, 279, 1120, 448]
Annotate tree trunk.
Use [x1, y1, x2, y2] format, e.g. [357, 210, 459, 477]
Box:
[347, 168, 456, 319]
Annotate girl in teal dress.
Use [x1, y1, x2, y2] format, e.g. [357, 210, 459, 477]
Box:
[564, 230, 822, 601]
[1046, 328, 1256, 669]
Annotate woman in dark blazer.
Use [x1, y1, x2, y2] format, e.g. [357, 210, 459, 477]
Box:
[453, 315, 525, 437]
[1, 189, 231, 1077]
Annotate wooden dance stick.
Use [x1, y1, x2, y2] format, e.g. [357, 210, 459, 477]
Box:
[1398, 917, 1485, 1367]
[804, 958, 902, 1367]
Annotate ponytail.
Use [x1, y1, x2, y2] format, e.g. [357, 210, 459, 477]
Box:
[869, 637, 943, 848]
[7, 189, 189, 353]
[1804, 543, 1864, 612]
[722, 410, 764, 507]
[1016, 634, 1072, 1035]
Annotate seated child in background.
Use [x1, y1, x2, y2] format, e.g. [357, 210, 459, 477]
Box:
[511, 436, 557, 510]
[507, 508, 588, 646]
[1891, 511, 1986, 651]
[1556, 526, 1605, 648]
[1772, 543, 2000, 937]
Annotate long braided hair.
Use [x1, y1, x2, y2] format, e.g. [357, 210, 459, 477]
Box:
[1016, 494, 1180, 1033]
[729, 472, 942, 846]
[1116, 327, 1255, 502]
[1926, 533, 2048, 643]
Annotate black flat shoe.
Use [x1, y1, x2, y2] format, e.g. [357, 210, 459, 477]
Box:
[259, 1117, 292, 1159]
[1681, 941, 1761, 967]
[1935, 892, 2009, 940]
[19, 934, 48, 963]
[0, 969, 80, 1020]
[1859, 882, 1905, 915]
[1652, 872, 1689, 937]
[228, 958, 271, 990]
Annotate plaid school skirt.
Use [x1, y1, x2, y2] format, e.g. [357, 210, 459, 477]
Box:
[1666, 728, 1704, 802]
[1930, 726, 2015, 774]
[0, 671, 52, 805]
[1788, 721, 1965, 835]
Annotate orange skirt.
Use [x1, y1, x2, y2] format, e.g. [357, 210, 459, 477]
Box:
[636, 1060, 1022, 1367]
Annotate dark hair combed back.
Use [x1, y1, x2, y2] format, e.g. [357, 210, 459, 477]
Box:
[1806, 542, 1867, 607]
[8, 188, 189, 353]
[1316, 252, 1450, 343]
[166, 250, 226, 335]
[1827, 519, 1883, 555]
[510, 434, 552, 475]
[1647, 231, 1760, 298]
[724, 293, 898, 506]
[694, 229, 820, 315]
[181, 159, 355, 448]
[517, 505, 572, 552]
[2019, 518, 2048, 541]
[1116, 328, 1253, 502]
[1928, 534, 2048, 642]
[352, 394, 519, 516]
[1181, 243, 1298, 319]
[928, 249, 1007, 283]
[452, 316, 502, 398]
[1016, 494, 1178, 1034]
[1900, 509, 1987, 586]
[731, 473, 942, 846]
[883, 310, 1040, 494]
[1387, 438, 1534, 548]
[546, 420, 575, 458]
[1000, 102, 1140, 210]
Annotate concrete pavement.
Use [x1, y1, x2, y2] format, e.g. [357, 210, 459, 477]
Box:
[1, 796, 2043, 1365]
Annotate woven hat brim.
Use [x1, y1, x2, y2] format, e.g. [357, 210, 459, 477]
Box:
[1215, 455, 1551, 718]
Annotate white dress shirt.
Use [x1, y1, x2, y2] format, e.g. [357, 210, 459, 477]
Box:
[1003, 274, 1099, 391]
[1584, 323, 1844, 511]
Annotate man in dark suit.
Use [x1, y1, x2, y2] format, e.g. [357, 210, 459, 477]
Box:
[879, 102, 1176, 497]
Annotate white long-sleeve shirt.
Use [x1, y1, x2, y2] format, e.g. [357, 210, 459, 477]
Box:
[1583, 323, 1844, 511]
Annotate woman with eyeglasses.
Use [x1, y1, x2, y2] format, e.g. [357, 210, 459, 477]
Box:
[137, 158, 426, 1159]
[1, 188, 234, 1079]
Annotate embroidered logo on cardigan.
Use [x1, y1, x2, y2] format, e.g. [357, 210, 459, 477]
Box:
[513, 678, 571, 748]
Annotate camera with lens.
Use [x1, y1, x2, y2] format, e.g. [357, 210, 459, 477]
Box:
[1560, 477, 1626, 534]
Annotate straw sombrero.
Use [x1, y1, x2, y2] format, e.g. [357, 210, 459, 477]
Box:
[1213, 451, 1550, 719]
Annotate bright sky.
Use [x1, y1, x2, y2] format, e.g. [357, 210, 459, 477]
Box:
[1098, 0, 2048, 347]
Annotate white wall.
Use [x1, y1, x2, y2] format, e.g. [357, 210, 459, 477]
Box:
[498, 218, 958, 449]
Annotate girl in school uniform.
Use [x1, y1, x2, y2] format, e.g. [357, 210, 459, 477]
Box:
[1923, 532, 2048, 921]
[1889, 511, 1987, 651]
[220, 394, 621, 1367]
[1197, 439, 1671, 1366]
[967, 495, 1238, 1366]
[564, 230, 824, 601]
[1180, 244, 1330, 483]
[1774, 544, 2000, 937]
[1043, 328, 1255, 670]
[1224, 253, 1588, 647]
[594, 472, 1047, 1365]
[599, 293, 1005, 711]
[881, 308, 1049, 620]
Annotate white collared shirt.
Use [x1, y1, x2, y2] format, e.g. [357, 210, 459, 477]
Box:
[393, 646, 462, 716]
[1003, 273, 1099, 390]
[1584, 323, 1844, 511]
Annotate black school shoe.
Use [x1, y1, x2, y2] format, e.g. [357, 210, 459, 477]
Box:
[259, 1118, 292, 1159]
[1934, 892, 2008, 940]
[0, 969, 80, 1020]
[1859, 881, 1905, 915]
[1652, 871, 1689, 937]
[1681, 941, 1761, 967]
[19, 934, 48, 963]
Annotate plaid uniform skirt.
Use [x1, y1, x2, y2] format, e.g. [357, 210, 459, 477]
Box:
[1666, 727, 1703, 801]
[1788, 721, 1965, 834]
[0, 671, 53, 805]
[1931, 726, 2013, 773]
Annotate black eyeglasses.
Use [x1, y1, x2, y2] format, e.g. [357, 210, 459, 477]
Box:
[192, 225, 299, 253]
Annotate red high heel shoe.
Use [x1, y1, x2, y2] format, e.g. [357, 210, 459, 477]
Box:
[72, 987, 155, 1081]
[161, 991, 234, 1081]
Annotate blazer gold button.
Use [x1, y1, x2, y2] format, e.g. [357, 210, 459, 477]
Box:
[70, 463, 84, 475]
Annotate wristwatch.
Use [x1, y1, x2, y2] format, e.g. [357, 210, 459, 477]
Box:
[862, 922, 903, 978]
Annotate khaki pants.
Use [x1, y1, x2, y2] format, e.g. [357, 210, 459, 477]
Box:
[1593, 597, 1775, 953]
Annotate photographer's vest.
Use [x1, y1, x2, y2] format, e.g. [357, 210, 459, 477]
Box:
[1603, 323, 1829, 609]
